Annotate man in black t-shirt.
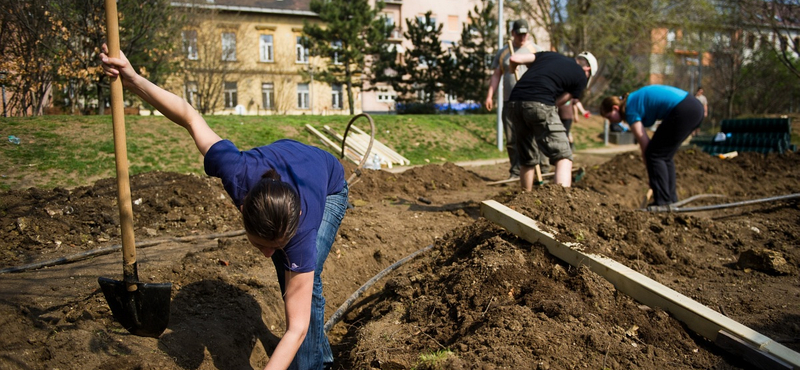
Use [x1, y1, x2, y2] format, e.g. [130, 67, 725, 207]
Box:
[507, 51, 597, 190]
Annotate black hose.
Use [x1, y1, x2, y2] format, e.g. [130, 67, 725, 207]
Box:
[342, 113, 376, 185]
[324, 243, 435, 333]
[670, 193, 726, 207]
[0, 230, 246, 274]
[644, 193, 800, 213]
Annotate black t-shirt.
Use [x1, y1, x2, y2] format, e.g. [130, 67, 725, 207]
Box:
[508, 52, 587, 105]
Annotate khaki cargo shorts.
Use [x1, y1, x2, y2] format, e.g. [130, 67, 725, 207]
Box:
[507, 101, 573, 165]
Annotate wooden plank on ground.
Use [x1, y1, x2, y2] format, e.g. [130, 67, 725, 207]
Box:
[351, 125, 411, 165]
[480, 200, 800, 369]
[351, 133, 399, 167]
[323, 125, 368, 158]
[305, 124, 360, 164]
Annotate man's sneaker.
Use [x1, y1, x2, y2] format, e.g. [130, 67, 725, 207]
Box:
[508, 174, 520, 180]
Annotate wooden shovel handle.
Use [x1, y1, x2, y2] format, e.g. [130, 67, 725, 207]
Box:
[104, 0, 137, 289]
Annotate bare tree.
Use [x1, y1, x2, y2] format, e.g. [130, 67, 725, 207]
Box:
[742, 0, 800, 80]
[175, 4, 241, 114]
[0, 0, 60, 116]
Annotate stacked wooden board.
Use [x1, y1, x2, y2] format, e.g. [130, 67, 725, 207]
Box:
[305, 123, 410, 168]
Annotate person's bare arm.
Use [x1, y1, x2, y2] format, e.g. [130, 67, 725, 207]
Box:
[554, 92, 573, 108]
[509, 53, 536, 74]
[100, 44, 221, 156]
[263, 271, 314, 370]
[630, 121, 650, 163]
[485, 67, 502, 111]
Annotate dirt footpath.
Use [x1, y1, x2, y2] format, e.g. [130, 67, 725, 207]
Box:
[0, 148, 798, 369]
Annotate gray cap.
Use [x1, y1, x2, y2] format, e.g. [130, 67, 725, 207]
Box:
[511, 19, 529, 34]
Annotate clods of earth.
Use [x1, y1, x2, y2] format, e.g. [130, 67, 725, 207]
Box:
[0, 148, 798, 369]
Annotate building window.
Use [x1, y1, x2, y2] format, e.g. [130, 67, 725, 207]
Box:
[259, 35, 274, 62]
[384, 14, 401, 39]
[666, 29, 676, 47]
[221, 32, 236, 61]
[447, 15, 459, 32]
[262, 83, 274, 109]
[331, 40, 343, 65]
[296, 36, 309, 63]
[297, 83, 309, 109]
[185, 82, 198, 106]
[182, 30, 198, 60]
[377, 87, 396, 103]
[332, 84, 343, 109]
[224, 81, 237, 108]
[417, 15, 437, 32]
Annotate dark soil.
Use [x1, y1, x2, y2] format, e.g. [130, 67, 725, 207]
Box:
[0, 148, 798, 370]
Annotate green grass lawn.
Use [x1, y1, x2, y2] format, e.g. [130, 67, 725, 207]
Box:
[0, 113, 515, 190]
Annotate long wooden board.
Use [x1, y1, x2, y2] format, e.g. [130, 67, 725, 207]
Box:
[350, 125, 411, 165]
[305, 124, 360, 164]
[480, 200, 800, 369]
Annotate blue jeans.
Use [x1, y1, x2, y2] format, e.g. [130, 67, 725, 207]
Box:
[273, 181, 348, 370]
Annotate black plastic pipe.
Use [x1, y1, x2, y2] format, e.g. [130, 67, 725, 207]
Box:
[324, 243, 434, 333]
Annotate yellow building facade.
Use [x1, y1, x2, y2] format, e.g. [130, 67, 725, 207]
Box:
[162, 2, 359, 116]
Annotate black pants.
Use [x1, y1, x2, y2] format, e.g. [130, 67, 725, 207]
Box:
[646, 96, 704, 205]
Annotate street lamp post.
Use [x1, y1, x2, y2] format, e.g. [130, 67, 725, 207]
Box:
[0, 71, 7, 117]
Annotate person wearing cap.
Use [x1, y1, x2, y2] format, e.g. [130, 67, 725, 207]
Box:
[599, 85, 704, 207]
[506, 51, 598, 189]
[484, 19, 545, 180]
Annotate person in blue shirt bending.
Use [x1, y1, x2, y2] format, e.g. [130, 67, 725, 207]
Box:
[101, 44, 346, 370]
[600, 85, 704, 207]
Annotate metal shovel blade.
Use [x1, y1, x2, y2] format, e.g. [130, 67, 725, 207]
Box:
[98, 276, 172, 338]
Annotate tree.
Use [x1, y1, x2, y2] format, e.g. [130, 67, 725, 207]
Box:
[378, 12, 453, 105]
[303, 0, 392, 115]
[508, 0, 716, 102]
[448, 1, 497, 103]
[0, 0, 61, 116]
[46, 0, 185, 115]
[741, 0, 800, 80]
[175, 5, 240, 115]
[734, 47, 800, 114]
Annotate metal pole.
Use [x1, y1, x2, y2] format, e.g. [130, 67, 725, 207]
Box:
[496, 0, 504, 151]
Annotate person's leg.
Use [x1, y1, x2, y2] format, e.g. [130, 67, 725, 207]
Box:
[532, 103, 573, 187]
[284, 182, 349, 370]
[519, 165, 537, 191]
[554, 158, 573, 186]
[646, 97, 703, 205]
[502, 104, 520, 178]
[510, 101, 541, 191]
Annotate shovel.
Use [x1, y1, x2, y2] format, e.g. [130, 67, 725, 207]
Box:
[97, 0, 171, 338]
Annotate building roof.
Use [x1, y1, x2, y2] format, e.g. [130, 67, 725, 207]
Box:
[171, 0, 317, 16]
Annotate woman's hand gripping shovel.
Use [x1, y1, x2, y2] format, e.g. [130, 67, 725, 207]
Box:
[97, 0, 171, 338]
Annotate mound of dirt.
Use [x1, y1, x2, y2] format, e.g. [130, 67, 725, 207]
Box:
[0, 148, 798, 370]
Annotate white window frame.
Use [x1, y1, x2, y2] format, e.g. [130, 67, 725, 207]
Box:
[259, 34, 274, 62]
[296, 36, 309, 64]
[332, 40, 343, 65]
[297, 83, 310, 109]
[332, 84, 343, 109]
[185, 81, 198, 106]
[417, 15, 437, 32]
[221, 32, 236, 61]
[182, 30, 198, 60]
[262, 83, 274, 109]
[224, 81, 237, 108]
[376, 87, 396, 103]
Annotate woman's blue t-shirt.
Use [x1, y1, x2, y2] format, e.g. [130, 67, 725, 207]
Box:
[625, 85, 689, 128]
[204, 139, 345, 273]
